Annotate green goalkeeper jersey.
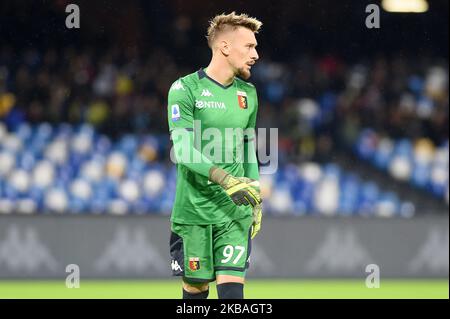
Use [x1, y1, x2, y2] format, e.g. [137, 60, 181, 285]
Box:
[167, 68, 259, 225]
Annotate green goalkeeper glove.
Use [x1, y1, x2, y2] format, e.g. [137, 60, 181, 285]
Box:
[209, 167, 261, 207]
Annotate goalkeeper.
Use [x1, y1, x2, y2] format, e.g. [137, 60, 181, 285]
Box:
[167, 12, 263, 299]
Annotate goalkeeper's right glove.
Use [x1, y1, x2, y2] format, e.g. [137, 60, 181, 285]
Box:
[209, 166, 261, 207]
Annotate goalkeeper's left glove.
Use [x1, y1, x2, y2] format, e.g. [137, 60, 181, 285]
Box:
[251, 203, 262, 239]
[236, 177, 262, 239]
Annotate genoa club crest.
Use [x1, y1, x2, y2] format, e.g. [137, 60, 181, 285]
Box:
[237, 90, 248, 109]
[189, 257, 200, 271]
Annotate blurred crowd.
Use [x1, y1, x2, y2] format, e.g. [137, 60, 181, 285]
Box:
[0, 46, 447, 163]
[253, 54, 448, 164]
[0, 121, 418, 216]
[0, 46, 180, 136]
[0, 45, 448, 213]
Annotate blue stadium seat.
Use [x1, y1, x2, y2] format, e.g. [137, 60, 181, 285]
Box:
[0, 123, 418, 216]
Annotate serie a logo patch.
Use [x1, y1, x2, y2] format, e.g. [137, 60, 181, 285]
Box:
[237, 90, 248, 109]
[189, 257, 200, 271]
[171, 104, 180, 121]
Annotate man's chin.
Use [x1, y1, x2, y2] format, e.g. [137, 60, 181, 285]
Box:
[238, 68, 251, 80]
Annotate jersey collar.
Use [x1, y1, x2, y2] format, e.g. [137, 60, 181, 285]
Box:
[197, 68, 234, 89]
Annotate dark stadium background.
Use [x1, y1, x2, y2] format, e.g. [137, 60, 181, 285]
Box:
[0, 0, 448, 299]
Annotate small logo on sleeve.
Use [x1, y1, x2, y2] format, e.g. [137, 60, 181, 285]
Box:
[171, 80, 184, 91]
[171, 104, 180, 121]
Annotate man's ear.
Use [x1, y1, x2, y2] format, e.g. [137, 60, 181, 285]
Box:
[218, 40, 230, 56]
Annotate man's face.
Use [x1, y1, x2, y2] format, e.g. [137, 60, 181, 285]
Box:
[226, 27, 259, 80]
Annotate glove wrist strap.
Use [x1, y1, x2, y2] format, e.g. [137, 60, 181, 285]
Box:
[209, 166, 229, 187]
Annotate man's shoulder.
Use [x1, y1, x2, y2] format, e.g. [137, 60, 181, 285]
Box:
[235, 77, 257, 93]
[170, 71, 201, 92]
[180, 70, 202, 85]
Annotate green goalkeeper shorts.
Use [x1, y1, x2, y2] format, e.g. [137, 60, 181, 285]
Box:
[169, 214, 253, 283]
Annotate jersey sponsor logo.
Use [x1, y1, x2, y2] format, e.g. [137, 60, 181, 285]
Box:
[189, 257, 200, 271]
[171, 80, 185, 91]
[201, 89, 213, 97]
[195, 100, 226, 109]
[171, 104, 181, 121]
[237, 91, 248, 109]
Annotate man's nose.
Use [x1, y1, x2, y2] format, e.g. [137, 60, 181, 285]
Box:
[252, 49, 259, 61]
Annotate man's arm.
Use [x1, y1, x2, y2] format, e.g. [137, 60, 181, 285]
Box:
[243, 136, 259, 180]
[243, 88, 259, 181]
[170, 128, 215, 178]
[243, 89, 262, 239]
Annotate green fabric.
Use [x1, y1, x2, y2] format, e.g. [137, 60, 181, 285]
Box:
[171, 214, 253, 282]
[243, 138, 259, 180]
[215, 270, 247, 278]
[171, 129, 214, 179]
[167, 69, 259, 225]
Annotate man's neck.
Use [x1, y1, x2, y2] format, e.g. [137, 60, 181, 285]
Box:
[205, 60, 235, 87]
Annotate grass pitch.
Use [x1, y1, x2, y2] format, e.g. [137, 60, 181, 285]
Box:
[0, 279, 447, 299]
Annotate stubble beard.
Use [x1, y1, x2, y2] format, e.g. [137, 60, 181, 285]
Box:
[237, 66, 251, 80]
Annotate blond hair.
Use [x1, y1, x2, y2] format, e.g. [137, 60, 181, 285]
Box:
[206, 12, 262, 48]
